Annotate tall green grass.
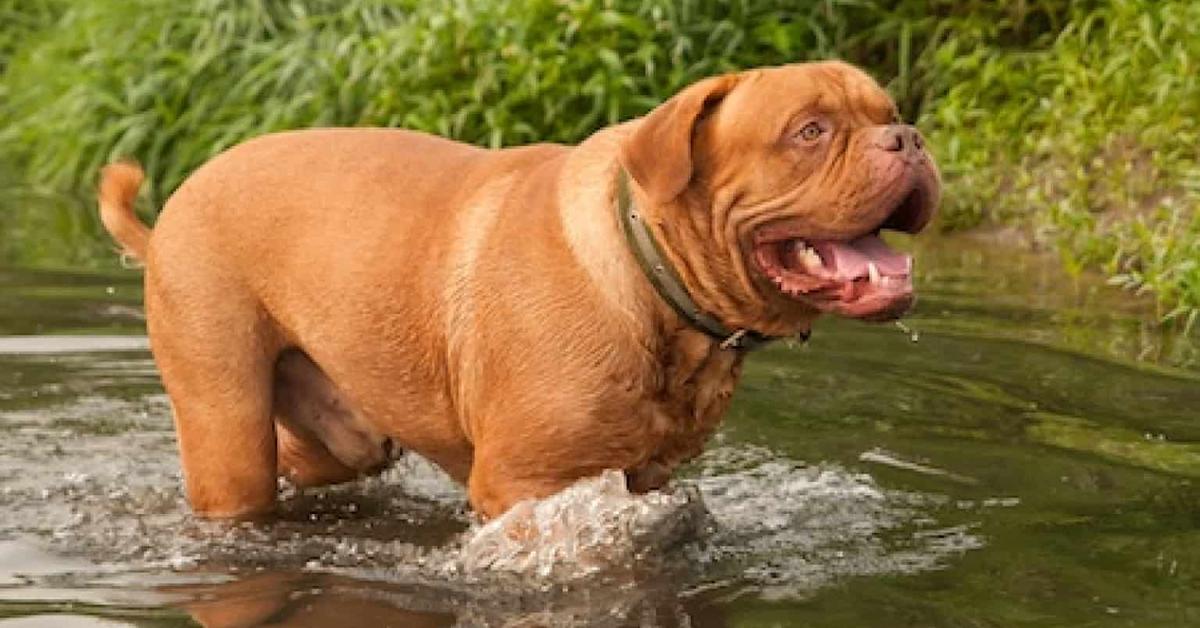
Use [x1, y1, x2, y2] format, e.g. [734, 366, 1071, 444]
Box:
[923, 0, 1200, 327]
[0, 0, 1076, 262]
[0, 0, 68, 262]
[0, 0, 61, 74]
[1, 0, 876, 206]
[1, 0, 1080, 203]
[0, 0, 893, 265]
[0, 0, 1197, 325]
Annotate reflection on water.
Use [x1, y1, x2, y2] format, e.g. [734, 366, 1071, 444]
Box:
[1, 235, 1199, 627]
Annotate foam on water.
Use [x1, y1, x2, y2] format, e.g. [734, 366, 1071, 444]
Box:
[0, 335, 149, 355]
[448, 444, 981, 592]
[457, 470, 706, 579]
[691, 446, 982, 598]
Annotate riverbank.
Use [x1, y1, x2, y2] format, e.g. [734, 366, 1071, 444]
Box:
[924, 0, 1200, 328]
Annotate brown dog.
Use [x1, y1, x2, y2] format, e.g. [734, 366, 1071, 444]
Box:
[98, 61, 938, 520]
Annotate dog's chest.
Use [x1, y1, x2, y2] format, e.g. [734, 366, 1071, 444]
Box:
[627, 333, 743, 492]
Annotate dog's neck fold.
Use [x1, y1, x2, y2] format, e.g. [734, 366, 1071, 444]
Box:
[615, 169, 775, 352]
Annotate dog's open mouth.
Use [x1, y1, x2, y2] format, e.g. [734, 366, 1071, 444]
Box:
[754, 232, 913, 320]
[752, 187, 931, 322]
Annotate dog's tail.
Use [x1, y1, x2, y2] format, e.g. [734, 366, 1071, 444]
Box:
[97, 162, 151, 263]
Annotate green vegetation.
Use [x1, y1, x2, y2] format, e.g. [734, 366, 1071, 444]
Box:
[0, 0, 1196, 325]
[923, 0, 1200, 328]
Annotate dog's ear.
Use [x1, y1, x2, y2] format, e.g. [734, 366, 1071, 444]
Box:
[621, 73, 740, 204]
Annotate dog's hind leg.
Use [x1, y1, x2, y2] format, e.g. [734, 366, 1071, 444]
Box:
[145, 267, 282, 519]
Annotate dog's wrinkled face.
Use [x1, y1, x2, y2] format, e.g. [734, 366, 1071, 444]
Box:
[622, 61, 940, 333]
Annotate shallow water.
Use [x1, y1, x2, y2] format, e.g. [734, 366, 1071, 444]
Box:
[1, 237, 1198, 627]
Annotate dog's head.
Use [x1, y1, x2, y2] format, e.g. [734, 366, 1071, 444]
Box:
[620, 61, 939, 337]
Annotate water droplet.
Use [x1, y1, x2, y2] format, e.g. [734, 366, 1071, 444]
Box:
[895, 320, 920, 343]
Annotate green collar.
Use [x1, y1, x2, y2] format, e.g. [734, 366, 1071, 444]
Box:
[616, 170, 774, 352]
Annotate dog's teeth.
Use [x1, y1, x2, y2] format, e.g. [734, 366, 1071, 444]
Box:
[797, 247, 822, 271]
[867, 262, 881, 285]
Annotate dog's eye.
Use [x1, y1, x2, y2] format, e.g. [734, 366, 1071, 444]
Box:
[797, 121, 823, 142]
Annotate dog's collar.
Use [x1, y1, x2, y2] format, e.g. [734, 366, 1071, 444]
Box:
[616, 170, 775, 352]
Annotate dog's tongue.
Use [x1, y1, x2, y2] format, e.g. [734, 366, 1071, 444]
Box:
[814, 234, 911, 281]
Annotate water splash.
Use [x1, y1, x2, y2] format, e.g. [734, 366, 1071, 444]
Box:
[3, 399, 978, 589]
[895, 320, 921, 343]
[1, 359, 982, 625]
[457, 470, 706, 579]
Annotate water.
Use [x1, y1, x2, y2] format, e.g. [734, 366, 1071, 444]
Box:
[1, 236, 1198, 627]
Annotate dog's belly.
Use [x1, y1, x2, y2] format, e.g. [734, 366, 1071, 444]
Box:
[273, 348, 397, 473]
[273, 343, 476, 484]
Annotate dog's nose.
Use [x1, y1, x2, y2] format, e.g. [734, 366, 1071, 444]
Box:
[877, 125, 924, 155]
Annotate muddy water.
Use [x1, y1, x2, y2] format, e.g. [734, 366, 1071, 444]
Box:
[1, 238, 1198, 627]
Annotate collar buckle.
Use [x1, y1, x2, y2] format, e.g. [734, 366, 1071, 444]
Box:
[719, 329, 750, 351]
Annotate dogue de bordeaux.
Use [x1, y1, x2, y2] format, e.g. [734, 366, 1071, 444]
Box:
[98, 61, 939, 520]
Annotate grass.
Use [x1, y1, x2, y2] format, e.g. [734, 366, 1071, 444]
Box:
[0, 0, 889, 206]
[921, 0, 1200, 328]
[0, 0, 906, 265]
[0, 0, 1196, 326]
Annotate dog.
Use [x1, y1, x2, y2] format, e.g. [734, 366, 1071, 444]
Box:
[97, 60, 939, 520]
